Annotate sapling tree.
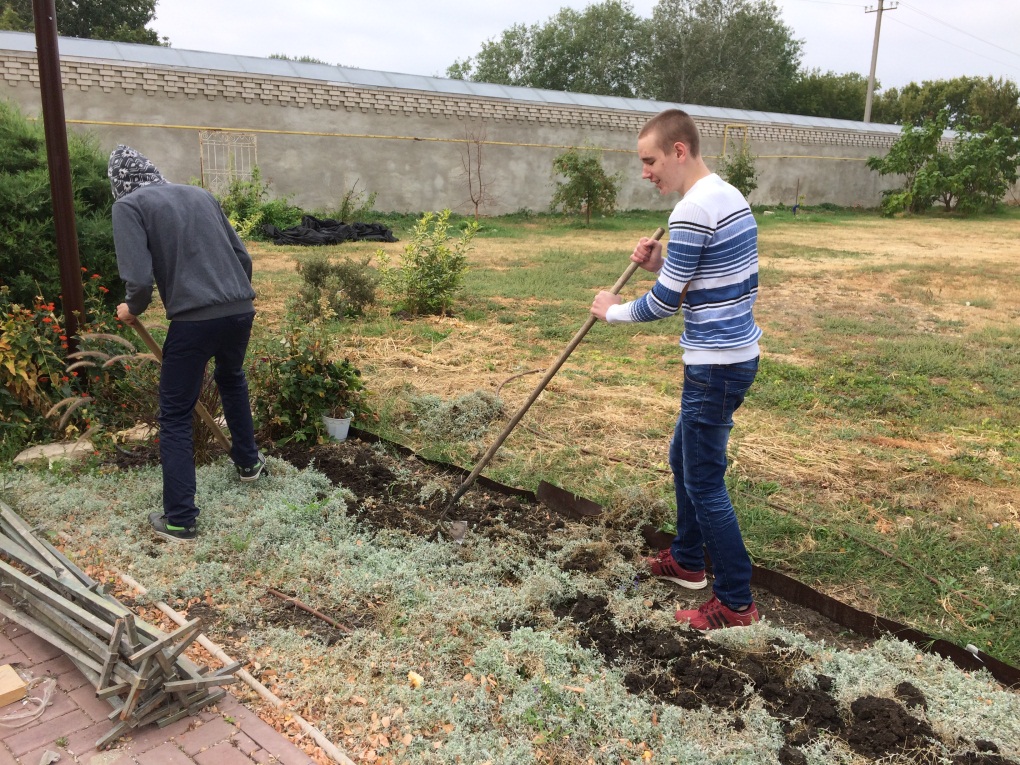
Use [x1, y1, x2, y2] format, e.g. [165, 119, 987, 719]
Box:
[327, 179, 377, 223]
[718, 142, 759, 200]
[460, 124, 497, 219]
[376, 210, 479, 316]
[550, 146, 621, 224]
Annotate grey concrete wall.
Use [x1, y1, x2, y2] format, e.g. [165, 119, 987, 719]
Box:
[1, 46, 901, 214]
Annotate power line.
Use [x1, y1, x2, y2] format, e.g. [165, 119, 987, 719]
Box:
[897, 1, 1020, 62]
[786, 0, 865, 7]
[886, 16, 1020, 77]
[789, 0, 1020, 63]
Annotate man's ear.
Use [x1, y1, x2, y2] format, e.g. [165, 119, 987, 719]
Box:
[672, 141, 688, 161]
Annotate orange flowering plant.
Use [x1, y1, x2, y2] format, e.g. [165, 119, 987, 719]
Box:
[0, 287, 71, 439]
[0, 272, 158, 454]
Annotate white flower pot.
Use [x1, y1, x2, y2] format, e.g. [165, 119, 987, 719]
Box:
[322, 414, 352, 442]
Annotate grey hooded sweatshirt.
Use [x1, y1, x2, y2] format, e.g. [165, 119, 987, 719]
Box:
[108, 145, 255, 321]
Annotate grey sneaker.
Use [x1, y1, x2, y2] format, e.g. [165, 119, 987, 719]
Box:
[148, 511, 197, 542]
[236, 452, 268, 482]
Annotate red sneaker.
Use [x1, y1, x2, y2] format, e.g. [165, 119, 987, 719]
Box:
[676, 595, 759, 630]
[646, 550, 707, 590]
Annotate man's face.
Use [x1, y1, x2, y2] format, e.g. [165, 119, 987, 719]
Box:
[637, 132, 684, 195]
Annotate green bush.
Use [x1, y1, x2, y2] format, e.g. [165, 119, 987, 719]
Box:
[867, 110, 1020, 215]
[376, 209, 478, 316]
[0, 99, 118, 313]
[550, 146, 620, 224]
[718, 143, 759, 200]
[216, 167, 302, 240]
[296, 254, 380, 320]
[248, 309, 371, 443]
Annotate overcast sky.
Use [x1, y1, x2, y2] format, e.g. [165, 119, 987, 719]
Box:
[150, 0, 1020, 92]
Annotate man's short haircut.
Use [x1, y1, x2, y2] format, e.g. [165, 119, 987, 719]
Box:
[639, 109, 701, 158]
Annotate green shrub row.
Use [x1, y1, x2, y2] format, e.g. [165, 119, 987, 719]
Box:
[0, 99, 119, 314]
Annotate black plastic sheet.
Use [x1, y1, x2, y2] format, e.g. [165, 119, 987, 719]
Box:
[262, 216, 397, 246]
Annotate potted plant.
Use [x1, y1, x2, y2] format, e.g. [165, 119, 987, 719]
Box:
[249, 312, 370, 444]
[318, 357, 367, 442]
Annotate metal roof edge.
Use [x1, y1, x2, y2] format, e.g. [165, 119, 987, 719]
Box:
[1, 29, 917, 135]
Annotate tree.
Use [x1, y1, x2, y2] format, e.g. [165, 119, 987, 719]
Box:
[0, 0, 164, 45]
[550, 146, 621, 224]
[447, 1, 649, 98]
[718, 143, 758, 199]
[866, 110, 1020, 215]
[933, 122, 1020, 212]
[871, 76, 1020, 133]
[866, 111, 949, 214]
[459, 124, 498, 219]
[646, 0, 802, 111]
[780, 69, 871, 121]
[447, 0, 803, 109]
[447, 24, 530, 85]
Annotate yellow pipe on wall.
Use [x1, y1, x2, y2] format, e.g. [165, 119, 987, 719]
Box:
[62, 118, 873, 162]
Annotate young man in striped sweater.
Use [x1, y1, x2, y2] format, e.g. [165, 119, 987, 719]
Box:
[591, 109, 762, 630]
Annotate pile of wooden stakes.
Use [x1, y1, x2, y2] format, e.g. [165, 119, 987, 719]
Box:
[0, 499, 238, 749]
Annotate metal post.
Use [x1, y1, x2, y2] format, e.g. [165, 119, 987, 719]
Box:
[32, 0, 85, 351]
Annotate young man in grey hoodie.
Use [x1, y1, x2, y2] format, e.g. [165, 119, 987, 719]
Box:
[108, 145, 266, 542]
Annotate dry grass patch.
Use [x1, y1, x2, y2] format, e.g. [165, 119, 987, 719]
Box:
[759, 216, 1018, 262]
[760, 216, 1020, 332]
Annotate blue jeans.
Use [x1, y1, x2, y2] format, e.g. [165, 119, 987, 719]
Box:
[159, 312, 259, 526]
[669, 358, 759, 609]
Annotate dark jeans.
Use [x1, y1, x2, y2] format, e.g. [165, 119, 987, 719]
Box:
[669, 357, 759, 609]
[159, 312, 259, 526]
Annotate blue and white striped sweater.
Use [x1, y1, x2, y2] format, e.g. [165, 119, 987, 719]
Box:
[609, 174, 761, 365]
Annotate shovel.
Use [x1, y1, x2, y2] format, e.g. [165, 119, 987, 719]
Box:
[129, 317, 233, 454]
[435, 226, 666, 537]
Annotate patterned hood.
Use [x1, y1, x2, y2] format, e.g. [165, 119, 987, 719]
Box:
[107, 145, 168, 200]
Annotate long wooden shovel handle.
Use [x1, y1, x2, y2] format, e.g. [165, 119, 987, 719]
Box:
[130, 318, 233, 454]
[440, 226, 666, 517]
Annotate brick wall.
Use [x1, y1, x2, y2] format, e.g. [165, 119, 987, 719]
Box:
[0, 50, 902, 212]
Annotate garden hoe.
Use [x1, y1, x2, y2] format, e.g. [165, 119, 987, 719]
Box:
[435, 227, 666, 541]
[129, 317, 233, 454]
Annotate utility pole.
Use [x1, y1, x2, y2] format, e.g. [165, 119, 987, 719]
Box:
[863, 0, 897, 123]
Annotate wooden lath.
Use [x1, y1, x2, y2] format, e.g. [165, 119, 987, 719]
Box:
[0, 499, 238, 750]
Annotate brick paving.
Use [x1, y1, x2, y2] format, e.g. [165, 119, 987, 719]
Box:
[1, 620, 318, 765]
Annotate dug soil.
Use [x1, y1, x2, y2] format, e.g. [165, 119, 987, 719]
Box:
[259, 437, 1016, 765]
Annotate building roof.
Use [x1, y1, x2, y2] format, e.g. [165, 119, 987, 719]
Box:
[0, 30, 905, 135]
